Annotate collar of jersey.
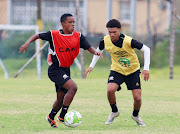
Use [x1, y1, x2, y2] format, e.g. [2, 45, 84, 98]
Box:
[58, 29, 73, 36]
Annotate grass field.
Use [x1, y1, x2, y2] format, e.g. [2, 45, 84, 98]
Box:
[0, 66, 180, 134]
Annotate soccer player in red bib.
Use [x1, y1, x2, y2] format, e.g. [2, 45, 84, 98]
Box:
[19, 13, 102, 128]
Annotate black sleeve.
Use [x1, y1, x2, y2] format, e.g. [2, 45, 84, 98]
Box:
[131, 39, 143, 50]
[80, 34, 91, 50]
[39, 31, 52, 42]
[39, 31, 55, 52]
[99, 38, 105, 50]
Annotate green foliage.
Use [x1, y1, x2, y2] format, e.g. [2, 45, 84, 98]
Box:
[0, 31, 35, 59]
[150, 39, 169, 68]
[174, 32, 180, 65]
[149, 31, 180, 68]
[43, 21, 56, 31]
[0, 21, 56, 60]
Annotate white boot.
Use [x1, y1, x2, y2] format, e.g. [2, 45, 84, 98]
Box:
[105, 111, 119, 125]
[132, 115, 146, 126]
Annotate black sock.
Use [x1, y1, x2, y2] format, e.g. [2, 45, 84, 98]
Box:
[49, 109, 57, 120]
[133, 109, 139, 117]
[110, 103, 118, 112]
[60, 105, 69, 119]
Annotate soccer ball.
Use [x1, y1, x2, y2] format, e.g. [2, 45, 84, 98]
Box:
[64, 110, 82, 128]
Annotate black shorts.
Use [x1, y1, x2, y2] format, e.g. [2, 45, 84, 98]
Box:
[48, 64, 71, 93]
[108, 70, 141, 90]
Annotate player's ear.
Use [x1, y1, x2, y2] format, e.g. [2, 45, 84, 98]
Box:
[61, 22, 65, 27]
[119, 28, 121, 33]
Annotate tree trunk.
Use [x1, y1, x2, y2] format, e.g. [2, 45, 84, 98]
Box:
[169, 0, 175, 79]
[147, 0, 152, 48]
[76, 0, 85, 78]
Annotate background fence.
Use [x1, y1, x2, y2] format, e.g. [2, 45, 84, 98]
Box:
[0, 0, 180, 79]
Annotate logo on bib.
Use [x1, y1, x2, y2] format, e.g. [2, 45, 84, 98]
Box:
[118, 58, 130, 67]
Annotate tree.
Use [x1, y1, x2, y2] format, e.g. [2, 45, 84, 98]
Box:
[169, 0, 175, 79]
[76, 0, 85, 78]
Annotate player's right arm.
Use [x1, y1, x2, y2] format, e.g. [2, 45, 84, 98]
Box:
[19, 31, 52, 53]
[19, 34, 40, 53]
[84, 38, 104, 78]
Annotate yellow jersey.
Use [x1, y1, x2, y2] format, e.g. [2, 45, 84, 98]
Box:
[104, 34, 140, 76]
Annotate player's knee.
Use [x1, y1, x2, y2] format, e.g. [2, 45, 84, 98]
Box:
[107, 88, 116, 95]
[134, 96, 141, 102]
[70, 84, 77, 94]
[73, 85, 77, 93]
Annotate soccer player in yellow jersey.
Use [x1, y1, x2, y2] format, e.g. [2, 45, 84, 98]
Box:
[85, 19, 150, 126]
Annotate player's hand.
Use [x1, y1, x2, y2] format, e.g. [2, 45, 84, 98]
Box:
[94, 52, 103, 58]
[84, 67, 93, 79]
[19, 43, 29, 53]
[142, 70, 149, 81]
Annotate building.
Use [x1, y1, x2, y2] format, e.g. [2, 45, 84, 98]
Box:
[0, 0, 174, 38]
[88, 0, 171, 39]
[0, 0, 8, 24]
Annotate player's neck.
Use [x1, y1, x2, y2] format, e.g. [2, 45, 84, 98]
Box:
[62, 29, 73, 34]
[112, 37, 119, 43]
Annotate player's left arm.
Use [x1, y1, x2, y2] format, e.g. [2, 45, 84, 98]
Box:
[131, 39, 150, 81]
[140, 45, 150, 81]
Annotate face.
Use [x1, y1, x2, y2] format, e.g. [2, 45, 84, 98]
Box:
[107, 27, 121, 42]
[61, 16, 75, 34]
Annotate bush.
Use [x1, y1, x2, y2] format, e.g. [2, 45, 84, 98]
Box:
[0, 31, 36, 59]
[150, 39, 169, 68]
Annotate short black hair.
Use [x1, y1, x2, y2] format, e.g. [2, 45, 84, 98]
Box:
[106, 19, 121, 28]
[60, 13, 73, 23]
